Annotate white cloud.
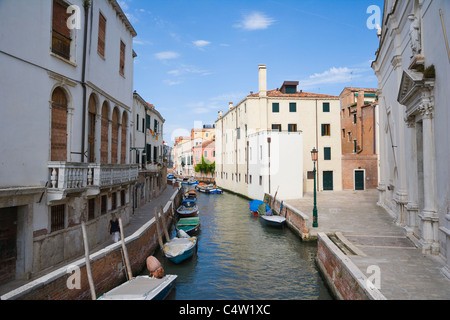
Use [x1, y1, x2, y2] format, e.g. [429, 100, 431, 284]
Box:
[163, 79, 182, 86]
[155, 51, 180, 60]
[168, 65, 211, 77]
[300, 67, 366, 89]
[193, 40, 211, 48]
[234, 12, 275, 30]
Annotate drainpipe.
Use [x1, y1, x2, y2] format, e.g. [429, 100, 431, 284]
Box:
[80, 1, 91, 163]
[267, 137, 271, 194]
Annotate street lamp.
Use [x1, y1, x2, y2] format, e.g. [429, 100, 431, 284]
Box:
[311, 148, 318, 228]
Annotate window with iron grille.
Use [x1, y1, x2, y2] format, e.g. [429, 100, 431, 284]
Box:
[101, 195, 107, 215]
[51, 204, 65, 232]
[88, 198, 95, 220]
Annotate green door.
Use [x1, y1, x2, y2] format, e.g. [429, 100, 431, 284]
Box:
[355, 170, 365, 190]
[323, 171, 333, 191]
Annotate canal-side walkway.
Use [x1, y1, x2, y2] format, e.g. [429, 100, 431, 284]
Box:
[286, 190, 450, 300]
[0, 184, 180, 299]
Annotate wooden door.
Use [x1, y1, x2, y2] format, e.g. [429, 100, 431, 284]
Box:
[355, 170, 365, 190]
[323, 171, 334, 191]
[0, 207, 17, 285]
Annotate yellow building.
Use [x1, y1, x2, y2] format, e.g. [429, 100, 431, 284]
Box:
[215, 65, 342, 200]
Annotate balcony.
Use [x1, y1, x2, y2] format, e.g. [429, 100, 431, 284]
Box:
[47, 162, 138, 202]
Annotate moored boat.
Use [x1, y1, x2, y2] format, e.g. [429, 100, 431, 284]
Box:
[195, 183, 223, 194]
[163, 231, 197, 264]
[176, 216, 201, 236]
[177, 200, 199, 217]
[97, 275, 177, 300]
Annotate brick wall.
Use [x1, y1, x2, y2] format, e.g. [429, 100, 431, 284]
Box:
[10, 189, 183, 300]
[341, 155, 378, 190]
[316, 233, 385, 300]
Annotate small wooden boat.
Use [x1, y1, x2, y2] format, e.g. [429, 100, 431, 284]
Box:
[163, 231, 197, 264]
[195, 184, 223, 194]
[260, 215, 286, 227]
[176, 217, 201, 236]
[184, 189, 198, 200]
[167, 174, 175, 180]
[176, 201, 199, 217]
[98, 275, 177, 300]
[181, 177, 199, 185]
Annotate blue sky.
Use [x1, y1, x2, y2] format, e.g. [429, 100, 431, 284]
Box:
[118, 0, 384, 146]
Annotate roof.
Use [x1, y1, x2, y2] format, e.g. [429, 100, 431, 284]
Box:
[109, 0, 137, 37]
[339, 87, 378, 96]
[193, 140, 215, 149]
[247, 89, 339, 99]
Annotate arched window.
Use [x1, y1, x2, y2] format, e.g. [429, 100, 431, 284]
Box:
[121, 112, 128, 164]
[111, 108, 120, 164]
[101, 102, 109, 163]
[51, 87, 68, 161]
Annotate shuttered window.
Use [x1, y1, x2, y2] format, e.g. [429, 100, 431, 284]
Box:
[324, 147, 331, 160]
[289, 103, 297, 112]
[272, 103, 279, 113]
[98, 13, 106, 57]
[119, 41, 126, 76]
[146, 114, 151, 130]
[272, 124, 281, 132]
[52, 0, 71, 60]
[323, 102, 330, 112]
[288, 124, 297, 132]
[321, 124, 331, 136]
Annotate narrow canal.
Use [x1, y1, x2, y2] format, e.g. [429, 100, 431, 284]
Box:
[151, 189, 333, 300]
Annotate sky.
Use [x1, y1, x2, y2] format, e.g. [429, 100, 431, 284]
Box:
[118, 0, 384, 146]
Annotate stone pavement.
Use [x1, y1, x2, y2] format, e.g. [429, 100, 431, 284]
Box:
[286, 190, 450, 300]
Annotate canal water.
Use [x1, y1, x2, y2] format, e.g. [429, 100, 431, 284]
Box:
[150, 189, 333, 300]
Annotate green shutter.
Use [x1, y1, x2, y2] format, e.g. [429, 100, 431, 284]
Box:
[324, 147, 331, 160]
[289, 102, 296, 112]
[323, 102, 330, 112]
[272, 103, 279, 113]
[321, 124, 325, 136]
[146, 114, 150, 129]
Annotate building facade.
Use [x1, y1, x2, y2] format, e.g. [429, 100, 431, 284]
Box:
[372, 0, 450, 278]
[340, 87, 379, 190]
[0, 0, 137, 284]
[215, 65, 342, 201]
[131, 92, 166, 210]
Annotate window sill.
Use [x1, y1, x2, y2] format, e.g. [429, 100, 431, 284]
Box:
[50, 52, 77, 67]
[97, 51, 106, 61]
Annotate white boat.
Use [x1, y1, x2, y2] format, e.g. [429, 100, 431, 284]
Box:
[260, 215, 286, 227]
[98, 275, 177, 300]
[163, 230, 198, 264]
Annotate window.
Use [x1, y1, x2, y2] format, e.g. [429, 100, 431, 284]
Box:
[289, 102, 297, 112]
[136, 114, 139, 131]
[204, 151, 207, 157]
[324, 147, 331, 160]
[321, 124, 331, 136]
[98, 12, 106, 57]
[51, 204, 65, 232]
[142, 118, 144, 133]
[121, 190, 125, 206]
[288, 124, 297, 132]
[272, 124, 282, 132]
[119, 40, 126, 76]
[101, 195, 107, 214]
[88, 198, 95, 220]
[285, 86, 296, 94]
[112, 192, 117, 210]
[249, 175, 252, 184]
[323, 102, 330, 113]
[146, 114, 151, 130]
[146, 144, 151, 162]
[237, 127, 240, 139]
[307, 171, 315, 179]
[272, 103, 279, 113]
[245, 124, 247, 137]
[353, 113, 357, 124]
[52, 0, 71, 60]
[259, 176, 263, 185]
[354, 140, 357, 153]
[154, 119, 158, 133]
[342, 129, 346, 138]
[213, 151, 215, 157]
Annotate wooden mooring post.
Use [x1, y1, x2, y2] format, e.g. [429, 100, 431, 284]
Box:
[155, 207, 164, 249]
[159, 205, 170, 241]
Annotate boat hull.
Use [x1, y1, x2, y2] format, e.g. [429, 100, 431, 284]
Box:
[260, 215, 286, 227]
[98, 275, 177, 300]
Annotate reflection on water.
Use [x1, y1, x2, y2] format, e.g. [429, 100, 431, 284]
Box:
[150, 190, 332, 300]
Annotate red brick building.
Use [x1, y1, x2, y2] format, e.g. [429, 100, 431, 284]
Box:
[340, 88, 379, 190]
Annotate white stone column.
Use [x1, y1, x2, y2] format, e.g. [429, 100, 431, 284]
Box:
[95, 114, 102, 163]
[418, 102, 439, 254]
[405, 116, 419, 236]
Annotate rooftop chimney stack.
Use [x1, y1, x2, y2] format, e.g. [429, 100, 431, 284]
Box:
[229, 102, 233, 110]
[218, 110, 223, 118]
[258, 64, 267, 97]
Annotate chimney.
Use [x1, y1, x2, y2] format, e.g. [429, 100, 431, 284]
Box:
[357, 90, 365, 107]
[218, 110, 223, 118]
[229, 102, 233, 110]
[258, 64, 267, 97]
